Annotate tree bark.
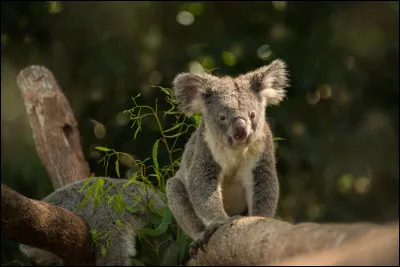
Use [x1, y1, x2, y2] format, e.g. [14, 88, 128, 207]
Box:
[273, 222, 399, 266]
[1, 184, 95, 266]
[187, 217, 399, 266]
[16, 65, 90, 189]
[4, 65, 95, 265]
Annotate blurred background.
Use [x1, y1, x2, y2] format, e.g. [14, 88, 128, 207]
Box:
[1, 1, 398, 265]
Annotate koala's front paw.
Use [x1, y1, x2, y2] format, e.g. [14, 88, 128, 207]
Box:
[189, 215, 243, 258]
[189, 221, 224, 258]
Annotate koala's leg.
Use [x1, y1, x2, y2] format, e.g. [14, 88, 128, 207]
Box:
[166, 177, 204, 240]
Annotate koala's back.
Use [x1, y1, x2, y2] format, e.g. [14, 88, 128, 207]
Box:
[41, 178, 158, 229]
[20, 177, 165, 266]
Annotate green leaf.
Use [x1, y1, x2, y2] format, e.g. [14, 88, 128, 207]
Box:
[160, 242, 179, 266]
[107, 195, 115, 207]
[115, 158, 120, 178]
[79, 176, 94, 192]
[163, 123, 182, 133]
[100, 245, 107, 256]
[273, 137, 285, 141]
[106, 237, 112, 247]
[93, 178, 105, 207]
[122, 191, 142, 213]
[131, 191, 143, 208]
[114, 195, 124, 215]
[95, 146, 112, 152]
[77, 183, 96, 210]
[139, 208, 173, 237]
[115, 220, 124, 227]
[122, 173, 139, 190]
[178, 233, 192, 261]
[90, 229, 98, 237]
[124, 205, 139, 213]
[152, 139, 161, 182]
[164, 132, 185, 139]
[192, 114, 202, 126]
[134, 124, 141, 140]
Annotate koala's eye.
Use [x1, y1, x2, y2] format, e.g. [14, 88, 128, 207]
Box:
[250, 112, 256, 119]
[219, 115, 226, 121]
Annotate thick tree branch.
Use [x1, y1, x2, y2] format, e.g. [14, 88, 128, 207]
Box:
[3, 65, 96, 265]
[1, 184, 95, 266]
[16, 65, 90, 189]
[187, 217, 399, 266]
[273, 222, 399, 266]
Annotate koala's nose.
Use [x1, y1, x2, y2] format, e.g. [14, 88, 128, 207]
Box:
[232, 117, 248, 141]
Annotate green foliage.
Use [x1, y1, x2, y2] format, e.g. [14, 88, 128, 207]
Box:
[77, 86, 199, 265]
[76, 85, 287, 265]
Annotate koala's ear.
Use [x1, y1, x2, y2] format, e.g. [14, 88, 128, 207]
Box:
[247, 59, 289, 106]
[173, 73, 215, 116]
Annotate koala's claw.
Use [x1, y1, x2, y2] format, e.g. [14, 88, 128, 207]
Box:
[189, 221, 224, 257]
[189, 240, 200, 258]
[189, 216, 244, 258]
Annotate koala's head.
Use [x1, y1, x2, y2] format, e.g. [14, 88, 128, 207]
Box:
[173, 59, 289, 149]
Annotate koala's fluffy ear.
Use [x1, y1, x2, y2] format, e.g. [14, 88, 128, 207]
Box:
[173, 73, 215, 116]
[247, 59, 289, 106]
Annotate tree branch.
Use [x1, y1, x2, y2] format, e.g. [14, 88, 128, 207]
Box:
[273, 222, 399, 266]
[4, 65, 96, 265]
[16, 65, 90, 189]
[1, 184, 95, 266]
[187, 217, 399, 266]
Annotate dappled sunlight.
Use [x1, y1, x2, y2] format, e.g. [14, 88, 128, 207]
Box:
[257, 45, 273, 61]
[317, 84, 332, 99]
[272, 1, 287, 12]
[1, 1, 398, 264]
[306, 91, 320, 105]
[354, 176, 371, 194]
[176, 11, 195, 26]
[221, 51, 237, 67]
[148, 70, 162, 85]
[188, 61, 205, 74]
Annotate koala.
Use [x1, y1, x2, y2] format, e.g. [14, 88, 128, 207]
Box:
[19, 177, 165, 266]
[166, 59, 289, 257]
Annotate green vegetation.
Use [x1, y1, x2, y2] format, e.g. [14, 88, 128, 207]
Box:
[1, 1, 398, 265]
[76, 87, 199, 265]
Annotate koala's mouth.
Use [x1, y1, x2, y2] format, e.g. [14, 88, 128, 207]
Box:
[228, 135, 251, 147]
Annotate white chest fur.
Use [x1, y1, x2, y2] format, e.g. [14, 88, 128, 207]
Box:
[203, 129, 262, 215]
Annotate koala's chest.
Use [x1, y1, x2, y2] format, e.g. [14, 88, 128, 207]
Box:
[221, 172, 249, 216]
[218, 151, 259, 216]
[204, 134, 262, 215]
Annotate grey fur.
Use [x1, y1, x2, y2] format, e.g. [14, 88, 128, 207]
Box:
[166, 59, 289, 249]
[19, 177, 165, 266]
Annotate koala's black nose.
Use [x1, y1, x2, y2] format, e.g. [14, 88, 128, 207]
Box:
[232, 117, 248, 141]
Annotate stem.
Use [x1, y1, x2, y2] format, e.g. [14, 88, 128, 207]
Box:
[152, 101, 174, 172]
[170, 115, 187, 153]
